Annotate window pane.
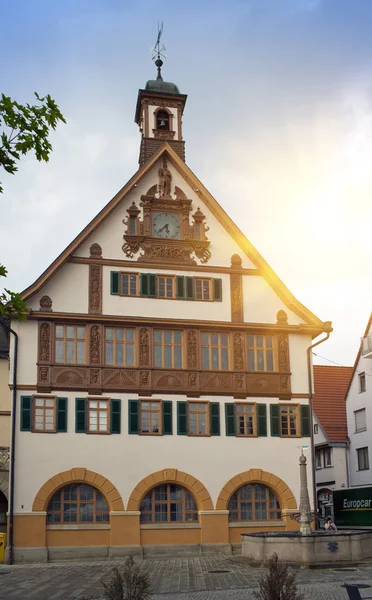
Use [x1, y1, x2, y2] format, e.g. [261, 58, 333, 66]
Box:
[66, 326, 74, 339]
[56, 325, 64, 338]
[116, 343, 124, 365]
[164, 345, 172, 368]
[106, 328, 114, 341]
[154, 330, 162, 343]
[266, 350, 274, 371]
[154, 345, 162, 368]
[116, 329, 124, 341]
[201, 333, 209, 345]
[174, 331, 182, 344]
[211, 334, 218, 346]
[55, 340, 64, 363]
[126, 344, 134, 367]
[105, 343, 113, 365]
[201, 347, 209, 369]
[221, 334, 228, 346]
[257, 349, 264, 370]
[211, 348, 219, 369]
[174, 346, 182, 368]
[248, 349, 255, 370]
[164, 330, 172, 343]
[66, 341, 74, 363]
[221, 348, 229, 370]
[77, 327, 85, 340]
[126, 329, 135, 342]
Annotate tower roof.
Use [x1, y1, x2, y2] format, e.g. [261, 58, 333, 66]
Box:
[145, 78, 180, 95]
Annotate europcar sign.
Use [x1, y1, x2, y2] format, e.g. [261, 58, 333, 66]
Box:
[334, 488, 372, 527]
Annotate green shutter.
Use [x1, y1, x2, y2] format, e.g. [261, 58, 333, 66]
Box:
[162, 401, 173, 435]
[213, 278, 223, 301]
[56, 397, 68, 432]
[177, 401, 188, 435]
[110, 399, 121, 434]
[110, 271, 120, 295]
[176, 276, 185, 299]
[20, 396, 32, 431]
[300, 404, 310, 437]
[140, 273, 149, 296]
[210, 403, 220, 436]
[75, 398, 86, 433]
[225, 403, 236, 436]
[270, 404, 280, 437]
[128, 400, 139, 434]
[257, 404, 267, 437]
[149, 274, 157, 297]
[186, 277, 194, 300]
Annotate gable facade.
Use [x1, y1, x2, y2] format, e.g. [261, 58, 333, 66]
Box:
[346, 314, 372, 487]
[8, 67, 331, 563]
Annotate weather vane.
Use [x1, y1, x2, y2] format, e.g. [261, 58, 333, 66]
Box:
[151, 22, 167, 76]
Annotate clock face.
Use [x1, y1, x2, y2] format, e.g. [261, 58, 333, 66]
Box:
[152, 212, 181, 239]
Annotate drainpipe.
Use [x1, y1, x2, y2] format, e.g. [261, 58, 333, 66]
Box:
[0, 318, 18, 565]
[306, 322, 332, 530]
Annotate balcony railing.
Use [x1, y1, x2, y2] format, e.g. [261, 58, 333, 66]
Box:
[362, 333, 372, 358]
[0, 447, 9, 471]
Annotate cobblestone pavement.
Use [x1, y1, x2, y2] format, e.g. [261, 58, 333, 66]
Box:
[0, 557, 372, 600]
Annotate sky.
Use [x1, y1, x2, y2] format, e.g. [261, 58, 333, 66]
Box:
[1, 0, 372, 367]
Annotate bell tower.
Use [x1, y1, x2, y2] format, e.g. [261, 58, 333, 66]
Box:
[134, 29, 187, 167]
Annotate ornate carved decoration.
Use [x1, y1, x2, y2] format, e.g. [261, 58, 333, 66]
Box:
[278, 333, 290, 372]
[39, 296, 52, 311]
[187, 330, 198, 369]
[163, 468, 177, 481]
[0, 448, 10, 470]
[140, 371, 150, 386]
[89, 325, 101, 364]
[188, 372, 198, 387]
[231, 254, 242, 268]
[156, 374, 182, 388]
[89, 264, 102, 314]
[280, 375, 290, 391]
[121, 169, 211, 264]
[154, 129, 175, 140]
[103, 371, 135, 386]
[139, 328, 150, 367]
[39, 367, 49, 382]
[277, 310, 288, 325]
[158, 156, 172, 198]
[202, 373, 232, 389]
[122, 237, 144, 259]
[90, 243, 102, 258]
[143, 98, 183, 109]
[90, 369, 100, 385]
[235, 373, 245, 389]
[233, 332, 244, 370]
[39, 323, 51, 362]
[230, 273, 244, 323]
[56, 370, 84, 384]
[175, 186, 187, 200]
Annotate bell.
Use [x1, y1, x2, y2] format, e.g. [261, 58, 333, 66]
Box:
[159, 118, 167, 128]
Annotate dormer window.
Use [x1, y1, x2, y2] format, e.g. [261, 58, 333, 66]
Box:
[156, 110, 169, 130]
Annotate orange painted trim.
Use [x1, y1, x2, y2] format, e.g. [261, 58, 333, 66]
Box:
[32, 468, 124, 512]
[216, 468, 297, 512]
[127, 468, 213, 511]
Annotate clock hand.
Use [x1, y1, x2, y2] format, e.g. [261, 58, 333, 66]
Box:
[157, 223, 170, 234]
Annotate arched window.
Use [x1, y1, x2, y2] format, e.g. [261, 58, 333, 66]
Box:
[47, 484, 109, 524]
[140, 484, 198, 523]
[156, 110, 169, 130]
[228, 484, 281, 522]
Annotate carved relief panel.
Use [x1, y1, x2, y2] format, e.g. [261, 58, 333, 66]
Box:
[89, 264, 102, 315]
[39, 322, 52, 363]
[122, 157, 211, 264]
[230, 274, 243, 322]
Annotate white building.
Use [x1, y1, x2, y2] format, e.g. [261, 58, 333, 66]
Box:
[312, 365, 352, 517]
[346, 313, 372, 487]
[8, 59, 332, 562]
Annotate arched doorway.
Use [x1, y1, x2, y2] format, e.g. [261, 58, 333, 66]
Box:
[317, 488, 333, 520]
[0, 490, 7, 534]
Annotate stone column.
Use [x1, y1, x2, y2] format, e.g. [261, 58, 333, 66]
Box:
[299, 452, 311, 535]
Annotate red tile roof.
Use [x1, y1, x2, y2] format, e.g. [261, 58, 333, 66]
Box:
[313, 365, 353, 443]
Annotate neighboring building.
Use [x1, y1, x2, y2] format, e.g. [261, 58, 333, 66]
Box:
[8, 60, 331, 562]
[346, 313, 372, 488]
[0, 326, 10, 534]
[312, 365, 353, 517]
